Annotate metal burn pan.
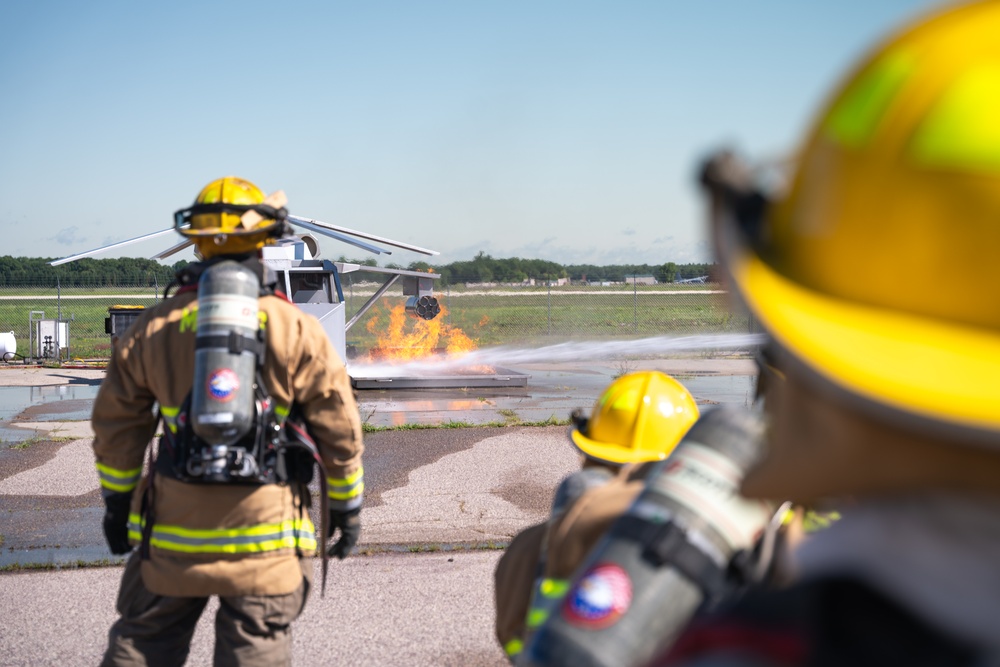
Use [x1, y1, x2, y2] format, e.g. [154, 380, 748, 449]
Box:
[350, 367, 529, 390]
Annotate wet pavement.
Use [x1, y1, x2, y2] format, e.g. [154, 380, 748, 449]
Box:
[0, 358, 757, 666]
[354, 358, 756, 427]
[0, 358, 755, 569]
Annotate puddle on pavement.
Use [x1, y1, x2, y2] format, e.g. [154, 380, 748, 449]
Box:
[356, 371, 756, 427]
[0, 385, 99, 444]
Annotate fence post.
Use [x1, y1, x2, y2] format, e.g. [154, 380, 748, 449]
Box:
[633, 278, 638, 334]
[547, 282, 552, 336]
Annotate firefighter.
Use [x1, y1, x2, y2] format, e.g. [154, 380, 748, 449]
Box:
[93, 176, 364, 666]
[495, 371, 700, 662]
[653, 2, 1000, 663]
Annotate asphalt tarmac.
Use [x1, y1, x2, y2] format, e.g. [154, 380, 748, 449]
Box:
[0, 357, 755, 666]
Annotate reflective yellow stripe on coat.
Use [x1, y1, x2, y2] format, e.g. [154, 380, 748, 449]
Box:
[127, 513, 317, 554]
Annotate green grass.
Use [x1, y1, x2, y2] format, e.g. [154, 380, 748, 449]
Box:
[360, 415, 569, 433]
[0, 558, 121, 572]
[6, 434, 78, 450]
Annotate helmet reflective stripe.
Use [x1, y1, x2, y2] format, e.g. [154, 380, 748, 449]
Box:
[910, 64, 1000, 171]
[823, 49, 915, 150]
[127, 514, 317, 554]
[525, 577, 570, 629]
[95, 462, 142, 495]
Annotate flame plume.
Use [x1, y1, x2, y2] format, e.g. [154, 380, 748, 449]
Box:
[364, 299, 482, 363]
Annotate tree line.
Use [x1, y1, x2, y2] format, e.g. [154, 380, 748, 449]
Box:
[0, 253, 713, 287]
[0, 256, 189, 287]
[397, 252, 713, 285]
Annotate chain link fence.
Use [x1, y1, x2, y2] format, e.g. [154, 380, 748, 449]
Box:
[0, 275, 756, 363]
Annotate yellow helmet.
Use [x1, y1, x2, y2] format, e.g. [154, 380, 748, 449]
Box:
[707, 1, 1000, 443]
[570, 371, 699, 465]
[174, 176, 288, 259]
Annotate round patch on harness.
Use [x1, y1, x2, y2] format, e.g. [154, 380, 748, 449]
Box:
[562, 563, 632, 628]
[207, 368, 240, 402]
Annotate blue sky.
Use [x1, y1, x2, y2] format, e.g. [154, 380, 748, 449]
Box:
[0, 0, 941, 267]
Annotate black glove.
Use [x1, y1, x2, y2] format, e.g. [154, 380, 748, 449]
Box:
[103, 492, 133, 555]
[327, 507, 361, 560]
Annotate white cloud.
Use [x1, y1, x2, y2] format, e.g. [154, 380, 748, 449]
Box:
[48, 226, 88, 247]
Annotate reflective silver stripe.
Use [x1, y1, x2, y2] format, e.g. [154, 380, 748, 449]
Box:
[328, 493, 363, 512]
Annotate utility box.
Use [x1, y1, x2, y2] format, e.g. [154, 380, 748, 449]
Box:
[106, 305, 146, 348]
[31, 318, 70, 359]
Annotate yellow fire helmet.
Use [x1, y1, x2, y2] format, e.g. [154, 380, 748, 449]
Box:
[174, 176, 289, 259]
[570, 371, 699, 466]
[706, 1, 1000, 445]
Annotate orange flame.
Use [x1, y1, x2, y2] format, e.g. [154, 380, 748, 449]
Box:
[365, 299, 483, 363]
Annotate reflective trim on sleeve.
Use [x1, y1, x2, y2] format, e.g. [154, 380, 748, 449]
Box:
[503, 638, 524, 658]
[804, 510, 841, 533]
[96, 462, 143, 494]
[160, 405, 180, 434]
[126, 513, 317, 554]
[525, 577, 570, 629]
[327, 466, 364, 509]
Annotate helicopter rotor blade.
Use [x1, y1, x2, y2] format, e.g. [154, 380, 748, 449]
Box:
[49, 227, 181, 266]
[287, 217, 390, 255]
[151, 239, 195, 260]
[287, 215, 439, 256]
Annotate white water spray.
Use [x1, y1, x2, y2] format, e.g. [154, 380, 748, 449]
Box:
[348, 333, 766, 377]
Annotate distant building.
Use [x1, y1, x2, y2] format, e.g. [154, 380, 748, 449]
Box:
[625, 275, 657, 286]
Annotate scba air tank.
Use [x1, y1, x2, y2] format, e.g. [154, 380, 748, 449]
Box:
[521, 406, 777, 667]
[191, 261, 260, 447]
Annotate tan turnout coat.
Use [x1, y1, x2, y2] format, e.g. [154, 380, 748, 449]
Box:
[494, 463, 651, 653]
[92, 282, 363, 597]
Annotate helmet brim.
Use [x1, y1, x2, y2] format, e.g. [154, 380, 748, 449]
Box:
[716, 212, 1000, 445]
[569, 427, 671, 465]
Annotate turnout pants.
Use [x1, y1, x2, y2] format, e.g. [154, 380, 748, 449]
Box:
[101, 553, 311, 667]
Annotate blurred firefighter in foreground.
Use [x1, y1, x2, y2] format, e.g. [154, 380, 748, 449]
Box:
[655, 2, 1000, 664]
[495, 371, 700, 661]
[93, 176, 364, 666]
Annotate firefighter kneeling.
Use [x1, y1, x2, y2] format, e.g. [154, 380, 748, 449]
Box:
[93, 176, 365, 666]
[494, 371, 700, 662]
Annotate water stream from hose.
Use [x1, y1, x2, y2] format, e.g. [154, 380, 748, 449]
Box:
[349, 333, 765, 377]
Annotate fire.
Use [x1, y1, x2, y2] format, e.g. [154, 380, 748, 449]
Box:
[364, 299, 483, 363]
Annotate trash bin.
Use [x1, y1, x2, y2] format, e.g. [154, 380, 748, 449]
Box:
[106, 305, 146, 349]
